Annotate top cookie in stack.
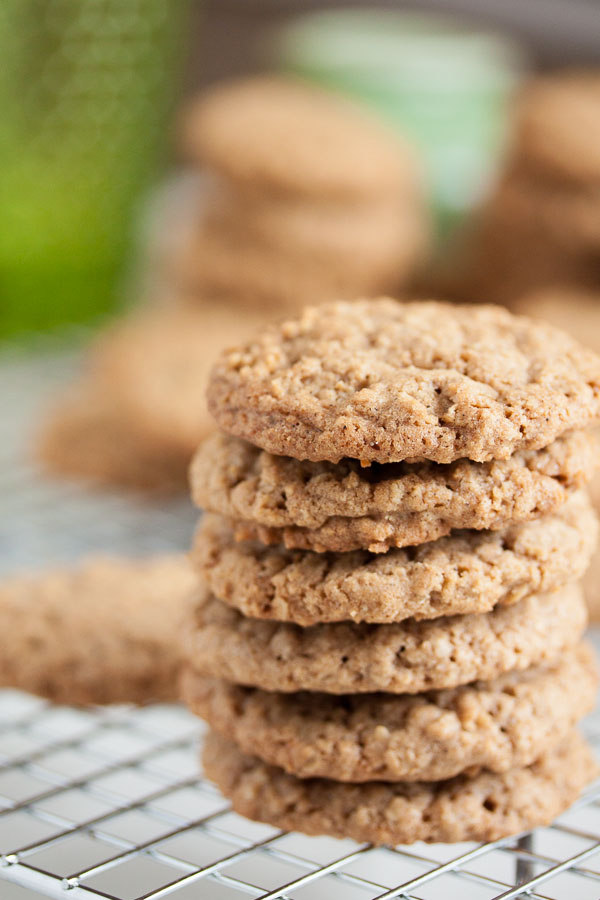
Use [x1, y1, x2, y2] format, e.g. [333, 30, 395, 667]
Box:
[174, 78, 429, 310]
[185, 298, 600, 845]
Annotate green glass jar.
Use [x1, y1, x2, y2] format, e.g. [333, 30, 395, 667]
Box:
[0, 0, 186, 337]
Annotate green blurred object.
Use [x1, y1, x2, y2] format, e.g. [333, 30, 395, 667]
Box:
[0, 0, 186, 338]
[275, 10, 526, 241]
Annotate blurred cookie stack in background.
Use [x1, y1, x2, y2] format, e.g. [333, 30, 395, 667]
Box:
[455, 72, 600, 306]
[37, 76, 428, 496]
[182, 299, 600, 845]
[170, 76, 429, 311]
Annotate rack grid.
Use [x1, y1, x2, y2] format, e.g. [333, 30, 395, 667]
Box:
[1, 342, 600, 900]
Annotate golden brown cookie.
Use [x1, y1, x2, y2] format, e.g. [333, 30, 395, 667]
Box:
[85, 305, 268, 460]
[184, 643, 597, 783]
[207, 299, 600, 465]
[443, 209, 600, 309]
[203, 730, 597, 845]
[0, 555, 195, 705]
[181, 76, 419, 201]
[205, 189, 426, 273]
[191, 430, 597, 553]
[185, 584, 587, 695]
[485, 170, 600, 253]
[514, 287, 600, 348]
[37, 381, 189, 495]
[515, 72, 600, 186]
[172, 224, 417, 314]
[192, 492, 597, 624]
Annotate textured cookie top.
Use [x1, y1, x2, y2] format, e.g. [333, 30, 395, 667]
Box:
[193, 492, 597, 625]
[203, 730, 596, 846]
[185, 643, 597, 783]
[191, 429, 596, 552]
[181, 76, 417, 200]
[185, 584, 586, 695]
[207, 299, 600, 464]
[0, 555, 195, 705]
[516, 73, 600, 185]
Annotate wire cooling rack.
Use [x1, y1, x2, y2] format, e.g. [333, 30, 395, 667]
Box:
[2, 341, 600, 900]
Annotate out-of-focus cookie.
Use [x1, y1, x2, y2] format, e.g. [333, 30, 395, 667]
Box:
[514, 72, 600, 186]
[181, 76, 420, 202]
[202, 730, 597, 845]
[207, 299, 600, 465]
[172, 226, 415, 313]
[191, 430, 597, 553]
[185, 584, 587, 695]
[514, 287, 600, 347]
[487, 171, 600, 253]
[192, 493, 596, 625]
[86, 305, 268, 460]
[185, 643, 597, 783]
[200, 189, 428, 289]
[37, 382, 189, 495]
[443, 208, 600, 309]
[0, 555, 195, 705]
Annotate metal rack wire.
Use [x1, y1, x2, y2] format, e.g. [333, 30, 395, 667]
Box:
[1, 343, 600, 900]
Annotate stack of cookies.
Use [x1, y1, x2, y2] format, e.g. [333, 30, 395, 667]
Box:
[454, 71, 600, 306]
[183, 299, 600, 845]
[513, 287, 600, 622]
[173, 77, 429, 311]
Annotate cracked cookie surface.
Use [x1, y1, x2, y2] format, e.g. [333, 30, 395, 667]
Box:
[185, 584, 587, 694]
[203, 730, 597, 845]
[192, 492, 596, 624]
[185, 643, 597, 783]
[191, 430, 597, 552]
[207, 299, 600, 464]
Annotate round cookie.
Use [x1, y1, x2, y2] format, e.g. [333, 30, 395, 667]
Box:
[91, 305, 269, 458]
[515, 72, 600, 186]
[173, 225, 412, 313]
[203, 189, 428, 281]
[181, 76, 418, 201]
[514, 287, 600, 349]
[185, 584, 587, 695]
[203, 730, 597, 845]
[207, 299, 600, 465]
[443, 203, 600, 309]
[185, 643, 597, 783]
[37, 381, 189, 495]
[193, 492, 597, 625]
[0, 555, 195, 705]
[486, 170, 600, 253]
[190, 430, 597, 553]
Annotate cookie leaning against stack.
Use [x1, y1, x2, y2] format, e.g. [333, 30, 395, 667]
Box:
[183, 299, 600, 845]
